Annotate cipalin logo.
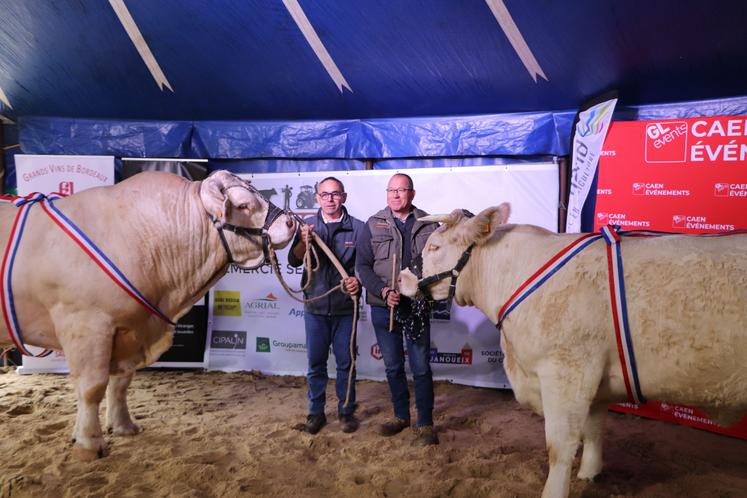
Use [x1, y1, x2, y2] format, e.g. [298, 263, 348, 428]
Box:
[211, 330, 247, 350]
[256, 337, 271, 353]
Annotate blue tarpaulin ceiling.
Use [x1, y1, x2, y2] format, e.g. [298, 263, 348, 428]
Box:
[2, 1, 747, 159]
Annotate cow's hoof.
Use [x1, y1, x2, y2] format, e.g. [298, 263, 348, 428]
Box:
[72, 446, 105, 461]
[108, 422, 141, 436]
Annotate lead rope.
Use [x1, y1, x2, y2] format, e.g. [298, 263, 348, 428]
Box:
[268, 231, 359, 408]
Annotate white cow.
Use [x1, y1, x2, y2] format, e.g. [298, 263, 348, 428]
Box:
[400, 204, 747, 498]
[0, 170, 296, 460]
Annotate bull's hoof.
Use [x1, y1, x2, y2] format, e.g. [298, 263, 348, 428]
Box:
[72, 445, 106, 461]
[107, 422, 141, 436]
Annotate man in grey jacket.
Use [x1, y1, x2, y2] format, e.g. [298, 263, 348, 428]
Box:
[288, 177, 364, 435]
[356, 173, 439, 446]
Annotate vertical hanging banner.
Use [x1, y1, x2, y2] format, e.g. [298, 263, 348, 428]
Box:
[566, 97, 617, 232]
[596, 116, 747, 440]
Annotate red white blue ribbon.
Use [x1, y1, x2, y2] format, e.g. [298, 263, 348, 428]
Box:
[601, 225, 645, 404]
[1, 193, 175, 357]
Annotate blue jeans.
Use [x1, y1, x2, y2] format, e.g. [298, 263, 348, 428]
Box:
[305, 313, 356, 417]
[371, 306, 434, 427]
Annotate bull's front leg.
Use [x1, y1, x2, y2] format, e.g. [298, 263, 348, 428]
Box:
[538, 366, 600, 498]
[106, 370, 141, 436]
[60, 320, 114, 461]
[577, 403, 605, 480]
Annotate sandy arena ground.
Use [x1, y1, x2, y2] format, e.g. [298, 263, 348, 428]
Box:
[0, 369, 745, 498]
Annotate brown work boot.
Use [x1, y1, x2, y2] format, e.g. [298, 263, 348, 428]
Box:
[412, 425, 439, 446]
[377, 417, 410, 436]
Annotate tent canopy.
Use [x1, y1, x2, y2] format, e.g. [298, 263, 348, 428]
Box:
[1, 1, 747, 159]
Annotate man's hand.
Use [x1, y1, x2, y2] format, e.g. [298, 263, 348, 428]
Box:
[343, 276, 360, 295]
[300, 224, 314, 245]
[382, 286, 400, 307]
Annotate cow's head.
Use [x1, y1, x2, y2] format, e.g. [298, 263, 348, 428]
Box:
[200, 170, 296, 268]
[400, 203, 510, 302]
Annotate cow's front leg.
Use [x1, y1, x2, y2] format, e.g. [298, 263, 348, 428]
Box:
[577, 403, 605, 480]
[106, 370, 141, 436]
[61, 323, 114, 460]
[538, 369, 597, 498]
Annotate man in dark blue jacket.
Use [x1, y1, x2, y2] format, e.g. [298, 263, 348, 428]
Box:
[288, 177, 364, 434]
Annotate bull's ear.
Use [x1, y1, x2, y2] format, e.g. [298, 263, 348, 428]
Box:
[464, 203, 511, 245]
[200, 172, 231, 225]
[418, 209, 467, 226]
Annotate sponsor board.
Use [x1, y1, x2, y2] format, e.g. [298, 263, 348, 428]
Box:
[596, 116, 747, 234]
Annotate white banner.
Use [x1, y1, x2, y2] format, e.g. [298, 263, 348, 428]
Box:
[15, 154, 114, 196]
[566, 98, 617, 233]
[208, 163, 559, 389]
[15, 155, 114, 374]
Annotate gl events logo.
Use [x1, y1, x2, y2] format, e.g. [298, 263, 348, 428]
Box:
[645, 121, 688, 163]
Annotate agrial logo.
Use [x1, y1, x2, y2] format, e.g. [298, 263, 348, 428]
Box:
[256, 337, 271, 353]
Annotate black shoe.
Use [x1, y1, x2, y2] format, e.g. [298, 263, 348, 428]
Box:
[339, 414, 359, 433]
[413, 425, 439, 446]
[377, 417, 410, 436]
[303, 413, 327, 434]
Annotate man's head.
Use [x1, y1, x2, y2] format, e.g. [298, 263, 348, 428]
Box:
[386, 173, 415, 218]
[316, 176, 347, 219]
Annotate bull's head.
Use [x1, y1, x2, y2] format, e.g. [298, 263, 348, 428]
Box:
[200, 171, 296, 268]
[400, 203, 510, 303]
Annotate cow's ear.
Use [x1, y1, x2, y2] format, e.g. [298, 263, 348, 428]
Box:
[200, 173, 230, 226]
[464, 203, 510, 245]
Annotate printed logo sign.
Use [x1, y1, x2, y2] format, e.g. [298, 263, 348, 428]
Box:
[58, 181, 74, 196]
[256, 337, 271, 353]
[211, 330, 247, 350]
[214, 291, 242, 316]
[430, 343, 473, 365]
[244, 293, 281, 318]
[644, 121, 688, 163]
[714, 182, 747, 197]
[370, 344, 382, 361]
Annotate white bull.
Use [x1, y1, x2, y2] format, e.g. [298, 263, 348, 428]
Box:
[0, 170, 296, 460]
[400, 204, 747, 498]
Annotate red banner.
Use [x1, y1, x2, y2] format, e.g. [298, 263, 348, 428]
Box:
[597, 116, 747, 439]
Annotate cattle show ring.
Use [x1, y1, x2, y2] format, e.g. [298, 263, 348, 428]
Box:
[1, 3, 746, 498]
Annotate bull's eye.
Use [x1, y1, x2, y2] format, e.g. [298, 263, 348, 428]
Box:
[238, 203, 249, 210]
[428, 243, 439, 252]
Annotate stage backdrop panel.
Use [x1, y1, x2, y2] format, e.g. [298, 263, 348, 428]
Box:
[596, 116, 747, 439]
[208, 163, 559, 389]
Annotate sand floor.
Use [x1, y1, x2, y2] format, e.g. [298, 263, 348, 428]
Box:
[1, 369, 745, 498]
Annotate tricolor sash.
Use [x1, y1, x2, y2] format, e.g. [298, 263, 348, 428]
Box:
[1, 193, 175, 357]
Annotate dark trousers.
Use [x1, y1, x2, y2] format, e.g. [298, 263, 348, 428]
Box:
[371, 306, 434, 427]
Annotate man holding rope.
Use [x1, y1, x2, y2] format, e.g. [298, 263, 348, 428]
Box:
[289, 177, 364, 435]
[356, 173, 439, 446]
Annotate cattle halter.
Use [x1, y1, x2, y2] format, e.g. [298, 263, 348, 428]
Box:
[416, 243, 475, 309]
[211, 183, 288, 270]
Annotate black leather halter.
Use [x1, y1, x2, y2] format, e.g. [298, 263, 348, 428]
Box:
[416, 243, 475, 305]
[213, 185, 288, 270]
[414, 209, 476, 306]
